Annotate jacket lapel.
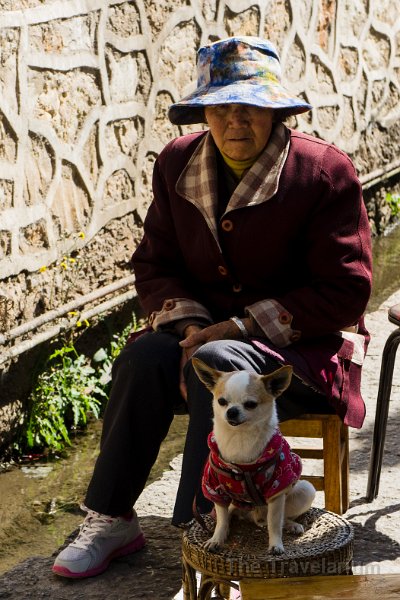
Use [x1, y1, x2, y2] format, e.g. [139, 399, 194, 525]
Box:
[228, 123, 290, 211]
[176, 123, 290, 245]
[176, 132, 220, 244]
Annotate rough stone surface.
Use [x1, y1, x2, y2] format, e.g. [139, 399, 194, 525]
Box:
[0, 289, 399, 598]
[1, 0, 400, 547]
[0, 0, 400, 322]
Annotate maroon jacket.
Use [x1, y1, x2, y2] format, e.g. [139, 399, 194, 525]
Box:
[132, 126, 373, 428]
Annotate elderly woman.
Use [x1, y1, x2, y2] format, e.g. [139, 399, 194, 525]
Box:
[53, 36, 372, 578]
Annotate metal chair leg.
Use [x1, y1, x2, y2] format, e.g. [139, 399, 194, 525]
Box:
[366, 328, 400, 501]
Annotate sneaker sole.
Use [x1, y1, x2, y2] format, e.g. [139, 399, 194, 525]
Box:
[52, 532, 146, 579]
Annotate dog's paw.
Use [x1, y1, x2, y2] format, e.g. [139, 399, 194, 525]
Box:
[269, 543, 285, 555]
[284, 520, 304, 535]
[203, 536, 225, 552]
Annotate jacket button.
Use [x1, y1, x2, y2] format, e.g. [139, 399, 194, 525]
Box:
[290, 331, 301, 342]
[163, 299, 175, 310]
[221, 219, 233, 232]
[278, 311, 291, 325]
[233, 283, 242, 293]
[218, 265, 228, 276]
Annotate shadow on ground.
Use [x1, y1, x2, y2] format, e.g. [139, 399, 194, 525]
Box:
[0, 516, 183, 600]
[349, 503, 400, 567]
[349, 404, 400, 473]
[2, 499, 400, 597]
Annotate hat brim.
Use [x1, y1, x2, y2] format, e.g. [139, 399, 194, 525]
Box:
[168, 80, 312, 125]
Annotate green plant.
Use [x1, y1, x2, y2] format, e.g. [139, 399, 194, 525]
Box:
[21, 234, 112, 455]
[18, 312, 142, 456]
[24, 343, 107, 453]
[386, 192, 400, 219]
[93, 313, 139, 391]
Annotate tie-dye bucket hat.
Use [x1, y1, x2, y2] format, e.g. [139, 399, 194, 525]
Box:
[168, 36, 311, 125]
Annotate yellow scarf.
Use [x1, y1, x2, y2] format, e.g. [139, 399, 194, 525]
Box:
[220, 150, 258, 180]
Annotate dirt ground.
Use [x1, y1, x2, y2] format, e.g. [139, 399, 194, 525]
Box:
[0, 290, 399, 599]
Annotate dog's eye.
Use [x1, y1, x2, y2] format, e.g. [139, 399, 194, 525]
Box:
[217, 397, 228, 406]
[244, 400, 258, 410]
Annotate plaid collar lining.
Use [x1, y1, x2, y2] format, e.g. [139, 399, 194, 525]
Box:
[176, 123, 290, 245]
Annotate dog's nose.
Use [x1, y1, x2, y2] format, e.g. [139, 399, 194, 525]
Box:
[226, 406, 241, 425]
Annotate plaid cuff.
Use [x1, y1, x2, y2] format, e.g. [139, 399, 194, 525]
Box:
[149, 298, 213, 330]
[245, 299, 301, 347]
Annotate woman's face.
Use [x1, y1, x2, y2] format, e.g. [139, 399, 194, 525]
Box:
[204, 104, 274, 161]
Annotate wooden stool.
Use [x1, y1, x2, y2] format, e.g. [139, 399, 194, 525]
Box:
[239, 574, 400, 599]
[279, 414, 349, 514]
[181, 508, 353, 599]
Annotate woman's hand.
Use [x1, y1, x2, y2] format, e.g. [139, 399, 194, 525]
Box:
[178, 319, 251, 399]
[180, 318, 251, 349]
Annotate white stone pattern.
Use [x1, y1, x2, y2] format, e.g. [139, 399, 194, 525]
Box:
[0, 0, 398, 280]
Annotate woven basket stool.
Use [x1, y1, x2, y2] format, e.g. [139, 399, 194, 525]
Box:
[181, 507, 353, 600]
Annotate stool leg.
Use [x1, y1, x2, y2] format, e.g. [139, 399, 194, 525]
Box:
[182, 556, 198, 599]
[340, 424, 349, 513]
[366, 329, 400, 501]
[323, 417, 342, 514]
[198, 574, 218, 599]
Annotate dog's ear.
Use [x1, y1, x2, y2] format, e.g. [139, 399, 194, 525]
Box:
[261, 365, 293, 397]
[192, 357, 222, 392]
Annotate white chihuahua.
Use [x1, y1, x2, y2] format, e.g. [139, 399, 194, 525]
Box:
[192, 358, 315, 555]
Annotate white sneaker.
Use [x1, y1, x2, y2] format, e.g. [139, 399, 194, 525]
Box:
[52, 506, 145, 578]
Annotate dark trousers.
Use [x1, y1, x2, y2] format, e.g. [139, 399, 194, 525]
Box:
[85, 331, 333, 526]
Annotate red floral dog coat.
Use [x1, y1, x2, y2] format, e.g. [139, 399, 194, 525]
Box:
[202, 430, 302, 509]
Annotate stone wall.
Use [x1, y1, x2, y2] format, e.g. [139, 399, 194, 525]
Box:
[0, 0, 399, 335]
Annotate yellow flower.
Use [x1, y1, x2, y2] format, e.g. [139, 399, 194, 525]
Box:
[69, 258, 76, 263]
[76, 319, 90, 328]
[60, 262, 68, 269]
[39, 266, 47, 272]
[68, 311, 78, 317]
[78, 232, 85, 239]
